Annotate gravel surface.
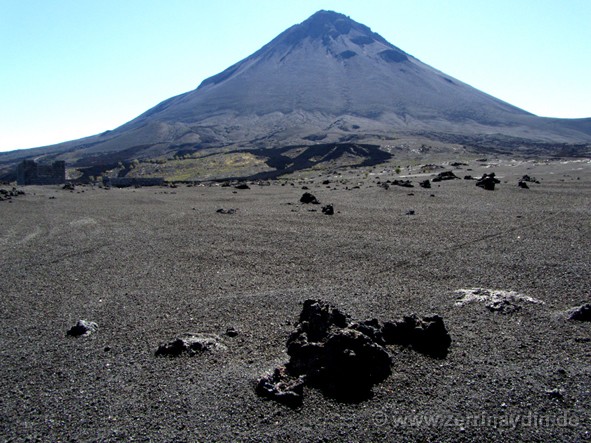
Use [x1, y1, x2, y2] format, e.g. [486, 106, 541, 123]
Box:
[1, 159, 590, 442]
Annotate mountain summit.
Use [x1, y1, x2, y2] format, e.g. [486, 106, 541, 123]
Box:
[2, 10, 590, 170]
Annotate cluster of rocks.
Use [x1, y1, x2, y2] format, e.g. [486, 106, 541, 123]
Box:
[300, 192, 334, 215]
[476, 173, 500, 191]
[256, 300, 451, 406]
[0, 187, 25, 202]
[518, 174, 540, 189]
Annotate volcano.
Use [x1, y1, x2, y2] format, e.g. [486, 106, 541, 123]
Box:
[1, 10, 590, 174]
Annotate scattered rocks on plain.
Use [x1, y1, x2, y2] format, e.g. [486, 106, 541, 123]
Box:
[66, 320, 98, 337]
[0, 187, 25, 202]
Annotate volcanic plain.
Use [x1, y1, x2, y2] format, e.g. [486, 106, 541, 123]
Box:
[1, 157, 590, 442]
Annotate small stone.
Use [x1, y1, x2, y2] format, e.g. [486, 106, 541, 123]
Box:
[321, 204, 334, 215]
[67, 320, 98, 337]
[225, 327, 239, 337]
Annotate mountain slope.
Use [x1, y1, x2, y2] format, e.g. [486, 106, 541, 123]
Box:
[1, 10, 590, 175]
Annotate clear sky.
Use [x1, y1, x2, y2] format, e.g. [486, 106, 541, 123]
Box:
[1, 0, 590, 152]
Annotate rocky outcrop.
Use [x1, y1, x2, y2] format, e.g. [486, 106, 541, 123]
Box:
[256, 300, 451, 405]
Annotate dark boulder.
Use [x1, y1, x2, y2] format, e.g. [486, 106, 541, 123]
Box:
[300, 192, 320, 204]
[518, 181, 529, 189]
[419, 180, 431, 189]
[321, 204, 334, 215]
[432, 171, 458, 182]
[234, 183, 250, 190]
[476, 173, 500, 191]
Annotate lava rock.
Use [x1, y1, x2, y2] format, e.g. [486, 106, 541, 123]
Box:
[476, 173, 500, 191]
[216, 208, 237, 214]
[569, 304, 591, 322]
[234, 183, 250, 190]
[257, 300, 451, 405]
[66, 320, 98, 337]
[382, 314, 451, 358]
[419, 180, 431, 188]
[155, 333, 226, 357]
[62, 183, 75, 191]
[518, 181, 529, 189]
[300, 192, 320, 204]
[256, 366, 305, 408]
[486, 298, 522, 314]
[392, 179, 414, 188]
[432, 171, 459, 182]
[225, 327, 239, 337]
[321, 204, 334, 215]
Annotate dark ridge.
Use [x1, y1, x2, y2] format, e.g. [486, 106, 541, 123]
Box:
[198, 63, 242, 89]
[218, 143, 392, 181]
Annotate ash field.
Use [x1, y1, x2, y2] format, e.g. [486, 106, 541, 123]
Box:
[1, 157, 590, 442]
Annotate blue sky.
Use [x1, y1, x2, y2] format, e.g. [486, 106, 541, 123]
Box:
[1, 0, 590, 152]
